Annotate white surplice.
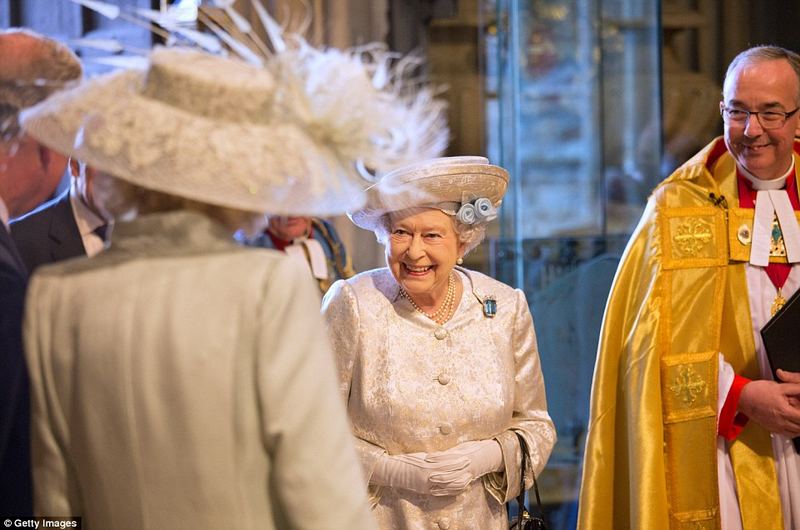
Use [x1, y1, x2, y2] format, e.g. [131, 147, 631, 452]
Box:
[718, 264, 800, 529]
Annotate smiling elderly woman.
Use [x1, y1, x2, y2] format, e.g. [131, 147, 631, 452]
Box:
[322, 156, 556, 530]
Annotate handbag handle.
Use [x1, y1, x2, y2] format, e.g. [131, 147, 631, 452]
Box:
[515, 432, 546, 525]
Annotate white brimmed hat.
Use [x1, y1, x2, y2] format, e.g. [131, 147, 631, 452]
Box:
[39, 2, 452, 216]
[349, 156, 509, 231]
[21, 47, 369, 215]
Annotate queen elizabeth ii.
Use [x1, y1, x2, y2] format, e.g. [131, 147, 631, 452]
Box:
[322, 156, 556, 529]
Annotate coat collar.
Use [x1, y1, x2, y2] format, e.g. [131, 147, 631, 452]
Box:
[109, 210, 238, 258]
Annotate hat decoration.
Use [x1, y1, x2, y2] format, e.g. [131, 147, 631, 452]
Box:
[455, 197, 498, 225]
[22, 0, 449, 216]
[46, 0, 449, 215]
[349, 156, 509, 232]
[23, 47, 379, 215]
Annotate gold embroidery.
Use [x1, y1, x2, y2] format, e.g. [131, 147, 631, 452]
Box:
[769, 216, 787, 257]
[670, 504, 720, 528]
[673, 220, 713, 257]
[661, 352, 716, 422]
[660, 207, 726, 269]
[669, 366, 707, 405]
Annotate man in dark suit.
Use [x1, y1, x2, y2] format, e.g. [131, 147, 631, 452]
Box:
[12, 161, 108, 272]
[0, 28, 81, 517]
[0, 216, 29, 518]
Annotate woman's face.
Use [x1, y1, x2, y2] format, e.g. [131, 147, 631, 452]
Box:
[386, 208, 464, 300]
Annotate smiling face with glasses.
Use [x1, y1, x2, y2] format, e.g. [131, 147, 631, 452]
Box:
[721, 107, 799, 129]
[721, 58, 800, 180]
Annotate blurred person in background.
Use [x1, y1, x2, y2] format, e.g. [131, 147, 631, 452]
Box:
[245, 214, 355, 294]
[0, 27, 81, 517]
[12, 158, 112, 273]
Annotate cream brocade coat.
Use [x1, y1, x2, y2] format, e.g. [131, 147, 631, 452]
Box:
[322, 267, 556, 530]
[24, 211, 375, 530]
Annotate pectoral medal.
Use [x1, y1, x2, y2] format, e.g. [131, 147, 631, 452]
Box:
[772, 288, 787, 316]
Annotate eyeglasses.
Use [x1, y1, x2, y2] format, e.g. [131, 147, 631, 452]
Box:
[721, 106, 800, 129]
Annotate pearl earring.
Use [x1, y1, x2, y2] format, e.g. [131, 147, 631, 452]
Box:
[456, 257, 463, 265]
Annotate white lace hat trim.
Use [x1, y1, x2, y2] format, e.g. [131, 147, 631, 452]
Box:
[22, 47, 367, 215]
[349, 156, 509, 231]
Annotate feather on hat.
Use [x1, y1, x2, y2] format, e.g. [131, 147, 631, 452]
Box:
[39, 0, 450, 216]
[23, 47, 375, 215]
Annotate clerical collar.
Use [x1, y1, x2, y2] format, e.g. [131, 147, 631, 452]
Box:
[739, 160, 794, 191]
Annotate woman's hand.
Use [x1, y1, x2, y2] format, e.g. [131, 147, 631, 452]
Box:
[424, 440, 504, 496]
[371, 452, 468, 495]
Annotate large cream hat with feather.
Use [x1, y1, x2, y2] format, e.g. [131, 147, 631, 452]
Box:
[23, 46, 372, 215]
[44, 0, 450, 216]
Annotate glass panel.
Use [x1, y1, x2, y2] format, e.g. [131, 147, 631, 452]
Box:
[486, 0, 661, 526]
[600, 0, 663, 234]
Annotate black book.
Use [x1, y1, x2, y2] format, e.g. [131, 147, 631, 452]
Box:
[760, 287, 800, 452]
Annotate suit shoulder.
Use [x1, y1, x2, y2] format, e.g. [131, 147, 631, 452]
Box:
[11, 203, 55, 239]
[11, 192, 69, 235]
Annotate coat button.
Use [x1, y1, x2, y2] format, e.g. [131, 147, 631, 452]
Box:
[437, 373, 450, 385]
[439, 423, 453, 435]
[437, 518, 451, 530]
[434, 327, 448, 340]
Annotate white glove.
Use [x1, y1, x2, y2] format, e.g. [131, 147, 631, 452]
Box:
[371, 452, 469, 495]
[424, 439, 504, 496]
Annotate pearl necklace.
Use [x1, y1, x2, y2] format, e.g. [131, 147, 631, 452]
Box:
[400, 272, 456, 324]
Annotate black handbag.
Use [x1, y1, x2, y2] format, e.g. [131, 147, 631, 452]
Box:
[508, 433, 548, 530]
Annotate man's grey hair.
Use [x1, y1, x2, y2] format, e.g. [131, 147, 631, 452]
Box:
[724, 45, 800, 103]
[0, 28, 82, 140]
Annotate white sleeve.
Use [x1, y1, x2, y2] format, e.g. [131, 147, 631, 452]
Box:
[718, 352, 736, 418]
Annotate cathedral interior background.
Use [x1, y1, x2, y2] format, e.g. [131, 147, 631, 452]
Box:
[5, 0, 800, 527]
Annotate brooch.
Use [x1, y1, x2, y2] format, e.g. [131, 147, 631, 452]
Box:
[483, 296, 497, 318]
[737, 224, 751, 245]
